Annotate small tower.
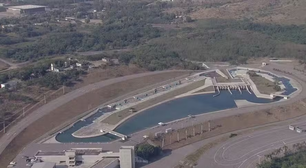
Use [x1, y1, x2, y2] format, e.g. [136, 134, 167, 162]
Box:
[50, 64, 54, 71]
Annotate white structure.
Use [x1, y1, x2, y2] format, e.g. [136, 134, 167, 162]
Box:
[119, 146, 135, 168]
[50, 64, 60, 72]
[7, 5, 46, 15]
[65, 17, 76, 21]
[158, 122, 165, 126]
[102, 58, 110, 63]
[269, 94, 276, 99]
[50, 64, 54, 71]
[165, 128, 174, 133]
[65, 150, 76, 167]
[289, 125, 295, 131]
[76, 63, 82, 67]
[34, 146, 135, 168]
[1, 83, 7, 88]
[296, 127, 303, 133]
[262, 62, 267, 66]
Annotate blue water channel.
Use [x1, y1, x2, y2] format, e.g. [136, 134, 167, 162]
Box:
[55, 72, 296, 143]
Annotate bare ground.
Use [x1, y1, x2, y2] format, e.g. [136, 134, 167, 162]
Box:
[0, 60, 9, 71]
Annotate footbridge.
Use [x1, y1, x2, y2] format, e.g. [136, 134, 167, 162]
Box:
[72, 123, 128, 140]
[99, 128, 128, 140]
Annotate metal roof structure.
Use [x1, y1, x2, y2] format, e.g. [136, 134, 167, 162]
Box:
[8, 5, 46, 10]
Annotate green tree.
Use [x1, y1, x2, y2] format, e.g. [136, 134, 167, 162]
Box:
[136, 144, 161, 160]
[85, 18, 90, 24]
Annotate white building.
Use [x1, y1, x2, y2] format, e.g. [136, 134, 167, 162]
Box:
[7, 5, 46, 15]
[76, 63, 82, 67]
[50, 64, 60, 72]
[102, 58, 110, 63]
[119, 146, 135, 168]
[1, 83, 7, 88]
[34, 146, 135, 168]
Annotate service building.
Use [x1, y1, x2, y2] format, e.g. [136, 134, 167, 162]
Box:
[7, 5, 46, 15]
[33, 146, 135, 168]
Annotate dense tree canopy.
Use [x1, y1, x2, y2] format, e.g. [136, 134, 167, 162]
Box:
[136, 144, 161, 160]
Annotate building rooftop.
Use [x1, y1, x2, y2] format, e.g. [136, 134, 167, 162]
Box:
[8, 5, 46, 10]
[31, 162, 55, 168]
[36, 151, 65, 156]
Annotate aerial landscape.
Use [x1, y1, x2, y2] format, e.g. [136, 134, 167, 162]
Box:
[0, 0, 306, 168]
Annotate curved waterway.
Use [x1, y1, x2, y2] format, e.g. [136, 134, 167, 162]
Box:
[55, 70, 296, 143]
[56, 90, 282, 143]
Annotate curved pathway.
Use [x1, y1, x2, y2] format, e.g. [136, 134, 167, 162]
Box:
[199, 119, 306, 168]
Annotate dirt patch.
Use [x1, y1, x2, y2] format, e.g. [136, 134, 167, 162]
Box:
[0, 71, 190, 167]
[0, 60, 9, 71]
[103, 79, 206, 125]
[71, 65, 146, 89]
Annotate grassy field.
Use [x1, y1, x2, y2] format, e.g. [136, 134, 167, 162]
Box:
[249, 73, 280, 94]
[102, 79, 206, 125]
[0, 71, 190, 167]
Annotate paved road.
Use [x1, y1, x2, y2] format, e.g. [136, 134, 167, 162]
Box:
[197, 117, 306, 168]
[0, 70, 189, 155]
[141, 115, 306, 168]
